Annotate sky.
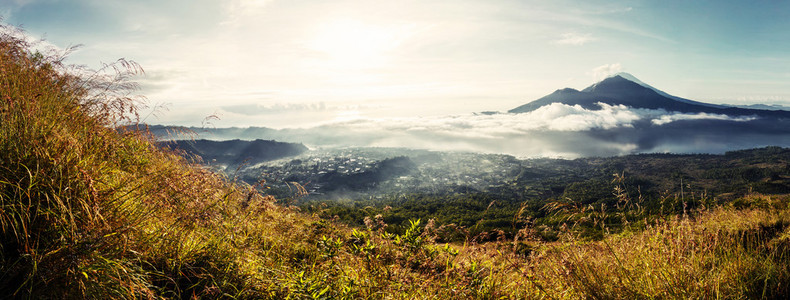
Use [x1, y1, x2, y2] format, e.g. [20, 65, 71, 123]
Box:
[3, 0, 790, 128]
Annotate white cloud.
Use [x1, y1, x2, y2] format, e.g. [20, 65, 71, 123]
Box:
[589, 63, 623, 82]
[221, 102, 329, 115]
[553, 32, 595, 46]
[332, 103, 755, 137]
[651, 113, 757, 125]
[334, 103, 642, 138]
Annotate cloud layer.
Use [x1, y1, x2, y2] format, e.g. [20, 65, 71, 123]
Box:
[188, 103, 789, 158]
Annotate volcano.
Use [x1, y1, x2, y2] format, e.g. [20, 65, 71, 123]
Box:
[509, 73, 790, 119]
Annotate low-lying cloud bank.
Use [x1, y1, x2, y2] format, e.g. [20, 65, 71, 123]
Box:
[178, 103, 790, 158]
[345, 103, 755, 134]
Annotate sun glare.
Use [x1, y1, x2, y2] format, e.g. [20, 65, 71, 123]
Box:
[308, 19, 406, 69]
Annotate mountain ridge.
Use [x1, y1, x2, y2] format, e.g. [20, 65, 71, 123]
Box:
[509, 74, 790, 118]
[613, 72, 727, 108]
[159, 139, 308, 167]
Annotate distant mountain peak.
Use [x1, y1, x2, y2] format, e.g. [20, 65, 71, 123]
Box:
[604, 73, 673, 96]
[556, 88, 579, 93]
[508, 73, 790, 118]
[612, 72, 641, 82]
[582, 75, 642, 93]
[606, 73, 727, 109]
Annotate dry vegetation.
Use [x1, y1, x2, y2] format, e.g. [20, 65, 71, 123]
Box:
[2, 24, 790, 299]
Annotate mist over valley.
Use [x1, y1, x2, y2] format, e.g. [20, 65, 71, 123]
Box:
[154, 74, 790, 158]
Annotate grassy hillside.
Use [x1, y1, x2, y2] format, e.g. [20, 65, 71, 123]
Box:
[3, 25, 790, 299]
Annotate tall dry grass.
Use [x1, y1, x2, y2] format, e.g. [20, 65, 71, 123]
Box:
[0, 23, 290, 298]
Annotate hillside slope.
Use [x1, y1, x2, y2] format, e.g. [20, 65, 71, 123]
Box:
[0, 24, 346, 299]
